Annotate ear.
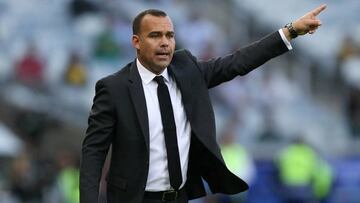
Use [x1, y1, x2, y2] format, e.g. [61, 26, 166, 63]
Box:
[132, 35, 140, 50]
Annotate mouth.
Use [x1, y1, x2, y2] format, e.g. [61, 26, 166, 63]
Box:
[155, 51, 171, 59]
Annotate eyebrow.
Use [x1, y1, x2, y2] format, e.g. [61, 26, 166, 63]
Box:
[148, 31, 175, 36]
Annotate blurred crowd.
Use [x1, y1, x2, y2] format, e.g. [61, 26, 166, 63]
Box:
[1, 0, 360, 203]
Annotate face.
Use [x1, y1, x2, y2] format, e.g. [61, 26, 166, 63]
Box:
[132, 15, 175, 74]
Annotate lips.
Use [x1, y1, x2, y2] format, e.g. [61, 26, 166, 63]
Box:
[155, 51, 170, 56]
[155, 51, 170, 60]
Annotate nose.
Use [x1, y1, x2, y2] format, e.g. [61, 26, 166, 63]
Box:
[160, 36, 169, 47]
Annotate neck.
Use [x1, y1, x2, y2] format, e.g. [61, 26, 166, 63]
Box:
[137, 58, 165, 75]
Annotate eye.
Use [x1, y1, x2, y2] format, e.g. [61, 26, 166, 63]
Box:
[166, 33, 175, 38]
[149, 32, 161, 38]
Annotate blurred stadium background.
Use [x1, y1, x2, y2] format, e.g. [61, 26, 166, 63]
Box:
[0, 0, 360, 202]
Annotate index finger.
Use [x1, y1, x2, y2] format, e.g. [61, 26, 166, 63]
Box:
[311, 4, 327, 16]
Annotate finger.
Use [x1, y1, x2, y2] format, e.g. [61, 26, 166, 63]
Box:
[304, 19, 322, 27]
[311, 4, 327, 16]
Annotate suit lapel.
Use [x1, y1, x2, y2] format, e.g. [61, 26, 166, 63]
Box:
[169, 57, 208, 145]
[128, 61, 149, 149]
[168, 64, 194, 122]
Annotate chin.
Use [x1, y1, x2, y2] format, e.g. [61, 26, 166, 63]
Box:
[157, 62, 170, 69]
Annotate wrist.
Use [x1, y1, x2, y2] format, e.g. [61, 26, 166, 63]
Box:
[284, 22, 298, 39]
[282, 28, 292, 41]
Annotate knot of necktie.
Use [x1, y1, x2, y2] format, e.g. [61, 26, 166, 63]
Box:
[154, 75, 165, 85]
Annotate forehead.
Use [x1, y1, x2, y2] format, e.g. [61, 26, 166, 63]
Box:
[140, 15, 174, 33]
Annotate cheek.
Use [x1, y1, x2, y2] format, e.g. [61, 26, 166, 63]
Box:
[140, 44, 150, 55]
[141, 42, 151, 51]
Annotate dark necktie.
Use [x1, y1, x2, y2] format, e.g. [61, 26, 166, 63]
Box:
[153, 75, 182, 190]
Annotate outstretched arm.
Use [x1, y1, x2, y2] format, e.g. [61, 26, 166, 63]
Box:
[283, 4, 327, 41]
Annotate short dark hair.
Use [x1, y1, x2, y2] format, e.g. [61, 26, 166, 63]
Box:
[132, 9, 167, 35]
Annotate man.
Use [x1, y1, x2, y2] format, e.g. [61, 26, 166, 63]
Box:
[80, 5, 326, 203]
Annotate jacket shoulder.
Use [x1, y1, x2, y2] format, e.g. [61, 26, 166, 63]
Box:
[171, 49, 201, 70]
[172, 49, 196, 63]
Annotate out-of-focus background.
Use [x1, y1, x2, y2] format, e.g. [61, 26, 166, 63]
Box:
[0, 0, 360, 203]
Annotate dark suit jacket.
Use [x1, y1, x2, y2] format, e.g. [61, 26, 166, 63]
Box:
[80, 31, 289, 203]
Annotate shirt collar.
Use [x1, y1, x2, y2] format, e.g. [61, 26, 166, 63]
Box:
[136, 58, 170, 85]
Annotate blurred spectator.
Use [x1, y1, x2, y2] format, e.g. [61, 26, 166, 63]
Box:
[346, 87, 360, 138]
[47, 150, 80, 203]
[112, 13, 134, 59]
[177, 10, 225, 58]
[337, 36, 359, 64]
[312, 159, 333, 203]
[258, 107, 281, 142]
[93, 19, 121, 61]
[220, 131, 256, 187]
[14, 111, 47, 145]
[337, 36, 360, 138]
[215, 123, 256, 203]
[9, 152, 42, 203]
[14, 44, 46, 89]
[69, 0, 100, 19]
[64, 52, 88, 87]
[275, 137, 333, 203]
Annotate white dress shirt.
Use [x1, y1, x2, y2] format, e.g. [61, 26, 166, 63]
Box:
[137, 30, 291, 191]
[279, 29, 292, 50]
[137, 59, 191, 191]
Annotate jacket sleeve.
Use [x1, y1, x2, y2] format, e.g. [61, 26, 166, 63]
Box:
[80, 79, 115, 203]
[189, 31, 289, 88]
